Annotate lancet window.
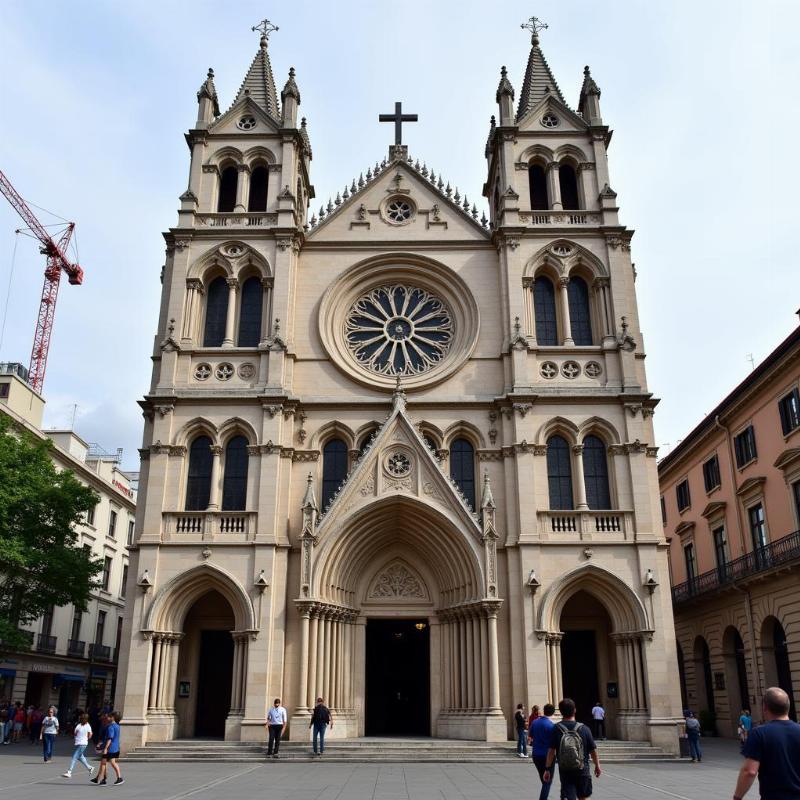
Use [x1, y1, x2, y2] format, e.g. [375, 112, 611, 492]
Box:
[248, 166, 269, 212]
[203, 277, 228, 347]
[221, 436, 249, 511]
[185, 436, 213, 511]
[533, 277, 558, 345]
[217, 166, 238, 213]
[582, 435, 611, 509]
[529, 164, 549, 210]
[547, 435, 574, 510]
[237, 277, 263, 347]
[322, 438, 348, 511]
[567, 276, 593, 345]
[449, 438, 476, 510]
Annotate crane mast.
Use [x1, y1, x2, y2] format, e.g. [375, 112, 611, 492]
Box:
[0, 169, 84, 393]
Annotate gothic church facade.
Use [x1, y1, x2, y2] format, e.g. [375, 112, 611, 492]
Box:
[117, 21, 683, 752]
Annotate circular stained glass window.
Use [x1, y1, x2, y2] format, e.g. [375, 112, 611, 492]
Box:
[345, 285, 453, 376]
[386, 199, 413, 223]
[237, 116, 257, 130]
[541, 113, 559, 128]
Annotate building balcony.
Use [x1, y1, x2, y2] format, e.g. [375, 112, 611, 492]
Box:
[195, 212, 278, 229]
[519, 210, 602, 226]
[67, 639, 86, 658]
[162, 511, 258, 537]
[672, 528, 800, 605]
[537, 509, 634, 536]
[89, 643, 112, 662]
[36, 634, 57, 654]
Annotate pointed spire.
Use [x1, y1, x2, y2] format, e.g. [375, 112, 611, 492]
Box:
[196, 67, 220, 121]
[578, 65, 603, 124]
[302, 472, 318, 510]
[231, 22, 281, 120]
[496, 66, 516, 126]
[516, 17, 566, 121]
[481, 470, 496, 510]
[281, 66, 301, 104]
[495, 65, 515, 104]
[392, 375, 407, 412]
[299, 117, 312, 157]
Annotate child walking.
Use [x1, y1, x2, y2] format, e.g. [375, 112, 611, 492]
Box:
[63, 713, 94, 778]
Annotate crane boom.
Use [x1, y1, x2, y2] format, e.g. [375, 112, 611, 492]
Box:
[0, 169, 84, 393]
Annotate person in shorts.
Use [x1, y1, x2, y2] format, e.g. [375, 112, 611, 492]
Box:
[738, 708, 752, 745]
[91, 711, 123, 786]
[543, 698, 601, 800]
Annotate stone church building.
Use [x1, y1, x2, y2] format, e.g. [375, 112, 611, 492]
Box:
[116, 20, 683, 753]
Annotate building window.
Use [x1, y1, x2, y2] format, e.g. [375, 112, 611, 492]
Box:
[217, 165, 238, 212]
[449, 438, 476, 510]
[95, 610, 106, 645]
[321, 438, 348, 511]
[683, 543, 696, 582]
[101, 557, 112, 591]
[221, 435, 249, 511]
[70, 610, 82, 642]
[582, 435, 611, 509]
[567, 277, 592, 345]
[547, 435, 574, 510]
[0, 383, 8, 399]
[533, 276, 558, 346]
[794, 481, 800, 530]
[713, 526, 728, 578]
[660, 496, 666, 525]
[734, 425, 757, 468]
[703, 454, 721, 493]
[127, 520, 134, 546]
[107, 509, 117, 539]
[247, 165, 269, 212]
[185, 435, 213, 511]
[778, 387, 800, 436]
[528, 164, 549, 210]
[237, 276, 263, 347]
[41, 606, 54, 638]
[203, 276, 228, 347]
[676, 479, 691, 512]
[120, 564, 129, 599]
[86, 503, 96, 526]
[558, 163, 580, 210]
[749, 503, 767, 549]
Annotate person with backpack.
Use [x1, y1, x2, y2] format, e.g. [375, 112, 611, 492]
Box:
[684, 710, 702, 762]
[515, 703, 528, 757]
[530, 703, 557, 800]
[543, 698, 601, 800]
[309, 696, 333, 756]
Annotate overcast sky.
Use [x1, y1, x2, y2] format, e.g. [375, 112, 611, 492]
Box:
[1, 1, 798, 470]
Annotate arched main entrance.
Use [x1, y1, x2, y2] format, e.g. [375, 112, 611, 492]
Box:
[761, 616, 797, 721]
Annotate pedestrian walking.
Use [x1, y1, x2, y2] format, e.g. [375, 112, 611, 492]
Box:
[309, 696, 333, 756]
[590, 702, 605, 740]
[62, 713, 94, 778]
[29, 706, 43, 744]
[733, 687, 800, 800]
[90, 711, 124, 786]
[530, 703, 557, 800]
[515, 703, 528, 757]
[684, 710, 702, 762]
[39, 706, 58, 762]
[528, 704, 540, 729]
[266, 698, 287, 758]
[543, 698, 601, 800]
[0, 705, 9, 745]
[12, 702, 25, 742]
[738, 708, 752, 745]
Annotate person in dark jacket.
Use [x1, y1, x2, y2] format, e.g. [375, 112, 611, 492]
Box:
[309, 697, 333, 756]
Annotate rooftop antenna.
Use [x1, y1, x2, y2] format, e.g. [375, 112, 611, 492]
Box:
[746, 353, 755, 371]
[70, 403, 78, 428]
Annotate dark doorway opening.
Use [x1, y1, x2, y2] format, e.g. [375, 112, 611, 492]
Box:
[194, 630, 233, 737]
[561, 630, 599, 726]
[366, 619, 430, 736]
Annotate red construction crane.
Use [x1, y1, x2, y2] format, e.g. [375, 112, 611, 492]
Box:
[0, 169, 84, 394]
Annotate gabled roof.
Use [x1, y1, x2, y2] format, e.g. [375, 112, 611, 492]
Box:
[228, 34, 280, 121]
[516, 40, 567, 121]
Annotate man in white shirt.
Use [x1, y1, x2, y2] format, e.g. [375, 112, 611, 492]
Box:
[265, 698, 287, 758]
[591, 701, 606, 740]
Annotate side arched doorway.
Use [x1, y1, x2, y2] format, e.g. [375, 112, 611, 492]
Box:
[761, 617, 797, 721]
[692, 636, 715, 716]
[723, 626, 750, 733]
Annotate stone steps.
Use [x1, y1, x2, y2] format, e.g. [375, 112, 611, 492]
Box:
[126, 738, 681, 763]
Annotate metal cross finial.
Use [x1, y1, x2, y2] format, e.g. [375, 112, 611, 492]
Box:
[251, 18, 279, 41]
[379, 101, 418, 146]
[521, 16, 548, 45]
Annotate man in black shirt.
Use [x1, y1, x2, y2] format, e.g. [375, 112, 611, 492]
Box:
[543, 698, 601, 800]
[734, 687, 800, 800]
[309, 696, 333, 756]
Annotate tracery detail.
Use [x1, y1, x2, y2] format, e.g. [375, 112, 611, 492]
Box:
[345, 285, 454, 376]
[369, 562, 424, 598]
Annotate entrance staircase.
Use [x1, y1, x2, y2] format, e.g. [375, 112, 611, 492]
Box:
[126, 737, 681, 763]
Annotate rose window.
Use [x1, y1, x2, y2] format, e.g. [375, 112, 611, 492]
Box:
[386, 199, 413, 223]
[237, 116, 257, 130]
[386, 452, 411, 477]
[345, 285, 453, 376]
[541, 113, 559, 128]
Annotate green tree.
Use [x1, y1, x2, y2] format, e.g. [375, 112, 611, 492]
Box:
[0, 415, 101, 651]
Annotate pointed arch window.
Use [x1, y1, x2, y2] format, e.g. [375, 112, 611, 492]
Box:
[322, 438, 348, 511]
[567, 276, 593, 346]
[449, 438, 476, 510]
[185, 435, 213, 511]
[248, 166, 269, 212]
[559, 164, 580, 210]
[203, 276, 228, 347]
[583, 435, 611, 509]
[237, 277, 263, 347]
[529, 164, 549, 210]
[218, 166, 238, 213]
[533, 276, 558, 345]
[547, 435, 574, 510]
[221, 435, 249, 510]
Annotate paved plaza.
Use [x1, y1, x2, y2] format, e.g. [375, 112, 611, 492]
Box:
[0, 737, 746, 799]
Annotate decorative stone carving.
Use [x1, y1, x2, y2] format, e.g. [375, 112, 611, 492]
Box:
[237, 363, 256, 379]
[540, 361, 558, 379]
[215, 363, 234, 381]
[368, 561, 425, 599]
[561, 361, 581, 379]
[584, 361, 602, 378]
[385, 451, 412, 477]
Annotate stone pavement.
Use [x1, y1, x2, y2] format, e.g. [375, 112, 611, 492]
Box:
[0, 737, 744, 799]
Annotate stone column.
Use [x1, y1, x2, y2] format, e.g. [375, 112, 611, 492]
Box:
[613, 635, 630, 710]
[480, 616, 489, 710]
[577, 162, 595, 209]
[230, 636, 242, 713]
[548, 162, 563, 210]
[572, 445, 589, 511]
[471, 615, 482, 709]
[554, 634, 564, 702]
[297, 609, 310, 714]
[222, 278, 239, 347]
[182, 279, 204, 343]
[558, 277, 574, 346]
[632, 636, 647, 710]
[323, 615, 332, 704]
[465, 614, 475, 710]
[207, 445, 223, 510]
[459, 617, 468, 710]
[450, 620, 459, 709]
[592, 277, 613, 340]
[315, 614, 326, 705]
[165, 635, 182, 711]
[156, 637, 170, 710]
[343, 619, 353, 709]
[522, 278, 536, 344]
[234, 164, 249, 212]
[259, 278, 273, 346]
[148, 635, 163, 710]
[486, 608, 502, 711]
[307, 612, 318, 708]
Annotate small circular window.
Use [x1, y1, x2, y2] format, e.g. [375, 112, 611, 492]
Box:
[541, 113, 559, 128]
[386, 199, 413, 224]
[237, 116, 257, 130]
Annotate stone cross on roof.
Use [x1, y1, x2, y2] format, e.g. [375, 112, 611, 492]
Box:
[379, 101, 418, 146]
